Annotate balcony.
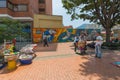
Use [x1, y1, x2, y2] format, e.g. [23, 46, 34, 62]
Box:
[39, 3, 45, 9]
[10, 0, 29, 4]
[13, 12, 31, 17]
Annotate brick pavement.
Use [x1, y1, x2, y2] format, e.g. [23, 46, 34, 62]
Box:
[0, 42, 120, 80]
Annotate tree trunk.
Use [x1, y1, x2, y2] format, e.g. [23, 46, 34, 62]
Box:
[105, 28, 111, 42]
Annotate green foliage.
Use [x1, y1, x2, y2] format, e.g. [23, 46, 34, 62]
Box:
[62, 0, 120, 24]
[0, 18, 29, 43]
[102, 42, 120, 50]
[62, 0, 120, 42]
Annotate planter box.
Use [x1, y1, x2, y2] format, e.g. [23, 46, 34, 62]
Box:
[109, 47, 119, 50]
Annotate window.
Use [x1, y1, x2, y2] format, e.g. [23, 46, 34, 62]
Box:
[8, 2, 13, 10]
[14, 5, 18, 11]
[14, 4, 27, 11]
[39, 0, 45, 3]
[17, 5, 27, 11]
[39, 8, 45, 14]
[0, 0, 6, 8]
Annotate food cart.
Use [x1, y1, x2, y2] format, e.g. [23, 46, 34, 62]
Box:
[77, 41, 86, 54]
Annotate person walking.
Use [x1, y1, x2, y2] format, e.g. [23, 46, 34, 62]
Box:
[73, 35, 79, 52]
[12, 38, 16, 46]
[95, 32, 103, 58]
[43, 37, 49, 47]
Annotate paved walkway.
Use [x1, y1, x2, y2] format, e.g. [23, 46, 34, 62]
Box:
[0, 42, 120, 80]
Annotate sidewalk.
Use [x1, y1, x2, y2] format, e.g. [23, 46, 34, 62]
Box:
[0, 42, 120, 80]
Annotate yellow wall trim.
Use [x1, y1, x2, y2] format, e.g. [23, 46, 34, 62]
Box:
[34, 14, 63, 28]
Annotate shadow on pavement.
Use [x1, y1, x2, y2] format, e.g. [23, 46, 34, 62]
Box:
[0, 66, 18, 74]
[78, 50, 120, 80]
[33, 43, 58, 52]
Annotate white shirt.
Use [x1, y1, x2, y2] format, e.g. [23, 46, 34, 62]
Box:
[73, 36, 79, 43]
[95, 36, 103, 46]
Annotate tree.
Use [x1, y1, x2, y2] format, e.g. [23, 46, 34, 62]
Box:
[62, 0, 120, 42]
[0, 18, 28, 43]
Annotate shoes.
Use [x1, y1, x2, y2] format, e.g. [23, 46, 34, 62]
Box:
[95, 56, 101, 59]
[97, 57, 101, 59]
[95, 55, 97, 58]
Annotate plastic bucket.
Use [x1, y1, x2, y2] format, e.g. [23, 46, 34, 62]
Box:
[7, 55, 17, 70]
[20, 59, 32, 65]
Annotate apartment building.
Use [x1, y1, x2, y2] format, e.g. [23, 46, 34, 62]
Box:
[0, 0, 52, 20]
[0, 0, 52, 41]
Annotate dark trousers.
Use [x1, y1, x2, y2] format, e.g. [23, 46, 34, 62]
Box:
[44, 42, 49, 47]
[74, 43, 77, 52]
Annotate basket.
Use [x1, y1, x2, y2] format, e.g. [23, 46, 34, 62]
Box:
[19, 59, 32, 64]
[19, 55, 33, 65]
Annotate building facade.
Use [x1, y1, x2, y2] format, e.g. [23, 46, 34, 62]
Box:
[0, 0, 52, 20]
[33, 14, 63, 42]
[34, 14, 63, 28]
[0, 0, 52, 41]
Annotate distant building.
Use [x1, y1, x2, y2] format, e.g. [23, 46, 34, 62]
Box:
[112, 24, 120, 38]
[112, 24, 120, 30]
[76, 24, 103, 33]
[76, 24, 103, 40]
[77, 24, 102, 29]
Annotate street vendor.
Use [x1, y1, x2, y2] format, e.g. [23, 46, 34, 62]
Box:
[78, 33, 87, 54]
[12, 38, 16, 46]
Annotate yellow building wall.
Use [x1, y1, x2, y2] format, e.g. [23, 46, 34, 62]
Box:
[34, 14, 63, 28]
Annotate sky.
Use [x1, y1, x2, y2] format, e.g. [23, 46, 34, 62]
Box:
[52, 0, 90, 28]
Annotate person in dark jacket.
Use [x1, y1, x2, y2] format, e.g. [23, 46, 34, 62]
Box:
[43, 37, 49, 47]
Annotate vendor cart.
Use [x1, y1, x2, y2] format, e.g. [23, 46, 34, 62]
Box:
[77, 41, 87, 54]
